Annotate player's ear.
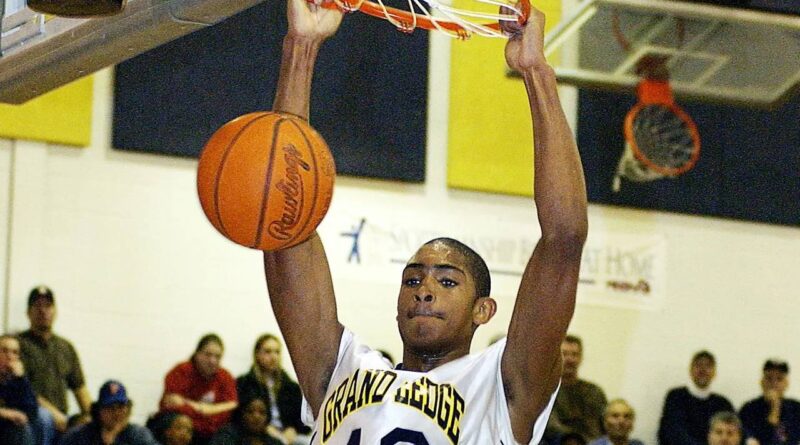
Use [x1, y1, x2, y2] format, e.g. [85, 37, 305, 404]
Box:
[472, 297, 497, 325]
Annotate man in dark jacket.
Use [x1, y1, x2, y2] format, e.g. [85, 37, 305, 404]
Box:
[740, 360, 800, 445]
[0, 334, 38, 445]
[61, 380, 160, 445]
[659, 350, 734, 445]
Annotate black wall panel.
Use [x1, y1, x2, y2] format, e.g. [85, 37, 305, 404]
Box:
[113, 1, 428, 182]
[577, 89, 800, 226]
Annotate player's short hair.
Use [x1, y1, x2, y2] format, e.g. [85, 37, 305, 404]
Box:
[604, 398, 635, 418]
[423, 238, 490, 300]
[709, 411, 741, 432]
[692, 350, 716, 365]
[194, 333, 224, 354]
[253, 333, 281, 355]
[763, 358, 789, 374]
[563, 334, 583, 350]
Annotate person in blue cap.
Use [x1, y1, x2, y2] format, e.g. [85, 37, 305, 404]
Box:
[61, 380, 160, 445]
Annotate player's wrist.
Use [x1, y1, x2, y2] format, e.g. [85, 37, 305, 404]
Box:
[283, 34, 324, 55]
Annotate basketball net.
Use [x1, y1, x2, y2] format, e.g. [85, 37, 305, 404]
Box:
[315, 0, 529, 39]
[611, 17, 701, 192]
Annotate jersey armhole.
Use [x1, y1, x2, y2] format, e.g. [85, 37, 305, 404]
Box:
[496, 341, 560, 445]
[301, 329, 355, 425]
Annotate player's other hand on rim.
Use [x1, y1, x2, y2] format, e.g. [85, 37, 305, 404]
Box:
[502, 4, 548, 74]
[287, 0, 344, 41]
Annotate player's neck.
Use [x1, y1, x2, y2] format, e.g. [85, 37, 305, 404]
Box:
[401, 345, 471, 372]
[561, 374, 579, 385]
[31, 326, 53, 340]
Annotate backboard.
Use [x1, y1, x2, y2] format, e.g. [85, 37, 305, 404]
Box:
[0, 0, 268, 104]
[544, 0, 800, 108]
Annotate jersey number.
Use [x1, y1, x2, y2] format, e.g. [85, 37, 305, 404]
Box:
[347, 427, 429, 445]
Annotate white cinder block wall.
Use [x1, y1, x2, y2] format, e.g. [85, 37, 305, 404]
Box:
[1, 19, 799, 445]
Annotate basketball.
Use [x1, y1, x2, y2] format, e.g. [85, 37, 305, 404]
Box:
[197, 112, 335, 251]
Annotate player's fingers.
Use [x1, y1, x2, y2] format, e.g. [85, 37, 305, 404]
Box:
[499, 3, 523, 37]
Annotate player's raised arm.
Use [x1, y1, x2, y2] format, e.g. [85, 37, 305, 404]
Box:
[499, 6, 589, 443]
[262, 0, 344, 416]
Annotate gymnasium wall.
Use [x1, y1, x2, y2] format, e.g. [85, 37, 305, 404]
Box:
[1, 7, 800, 445]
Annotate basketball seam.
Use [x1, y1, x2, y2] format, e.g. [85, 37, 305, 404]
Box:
[253, 116, 286, 249]
[285, 119, 321, 247]
[213, 113, 270, 240]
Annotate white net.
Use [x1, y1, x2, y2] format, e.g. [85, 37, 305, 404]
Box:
[613, 103, 699, 192]
[612, 141, 665, 192]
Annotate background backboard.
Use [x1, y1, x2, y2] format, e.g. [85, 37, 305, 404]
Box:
[0, 0, 269, 104]
[544, 0, 800, 108]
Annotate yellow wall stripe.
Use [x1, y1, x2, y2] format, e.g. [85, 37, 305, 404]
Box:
[0, 76, 94, 147]
[447, 0, 561, 196]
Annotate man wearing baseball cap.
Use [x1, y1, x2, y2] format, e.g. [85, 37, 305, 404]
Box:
[17, 285, 92, 442]
[740, 359, 800, 445]
[61, 380, 160, 445]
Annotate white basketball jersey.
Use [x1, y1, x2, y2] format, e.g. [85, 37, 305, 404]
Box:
[301, 330, 557, 445]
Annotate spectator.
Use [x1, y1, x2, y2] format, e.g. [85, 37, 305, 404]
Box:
[209, 394, 282, 445]
[740, 359, 800, 445]
[708, 412, 743, 445]
[161, 333, 237, 445]
[18, 285, 92, 443]
[546, 335, 607, 443]
[146, 411, 193, 445]
[659, 350, 735, 445]
[61, 380, 159, 445]
[237, 334, 309, 445]
[588, 399, 644, 445]
[0, 334, 37, 445]
[562, 432, 589, 445]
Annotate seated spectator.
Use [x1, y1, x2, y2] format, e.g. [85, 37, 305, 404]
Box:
[237, 334, 309, 445]
[146, 411, 193, 445]
[588, 399, 644, 445]
[659, 350, 734, 445]
[0, 334, 37, 445]
[562, 432, 589, 445]
[740, 359, 800, 445]
[546, 335, 607, 443]
[209, 394, 282, 445]
[61, 380, 159, 445]
[18, 285, 92, 445]
[708, 412, 743, 445]
[161, 333, 237, 445]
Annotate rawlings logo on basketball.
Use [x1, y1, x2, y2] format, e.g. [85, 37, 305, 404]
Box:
[268, 144, 311, 241]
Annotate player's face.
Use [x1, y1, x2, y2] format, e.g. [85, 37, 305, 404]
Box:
[255, 338, 282, 373]
[761, 369, 788, 395]
[27, 299, 56, 331]
[397, 243, 479, 354]
[194, 342, 223, 379]
[164, 415, 193, 445]
[98, 403, 130, 430]
[0, 337, 20, 371]
[561, 341, 582, 378]
[690, 357, 716, 389]
[604, 401, 634, 442]
[708, 421, 741, 445]
[242, 398, 269, 434]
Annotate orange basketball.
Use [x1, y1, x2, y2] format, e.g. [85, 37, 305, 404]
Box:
[197, 112, 335, 251]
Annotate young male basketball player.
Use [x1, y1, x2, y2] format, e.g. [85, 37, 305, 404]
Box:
[262, 0, 587, 443]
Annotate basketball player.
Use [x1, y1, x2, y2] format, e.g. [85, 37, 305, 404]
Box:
[262, 0, 587, 443]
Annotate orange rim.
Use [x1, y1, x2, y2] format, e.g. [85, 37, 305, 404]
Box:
[318, 0, 528, 38]
[624, 103, 701, 176]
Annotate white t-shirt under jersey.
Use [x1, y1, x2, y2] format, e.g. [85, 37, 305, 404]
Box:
[301, 329, 557, 445]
